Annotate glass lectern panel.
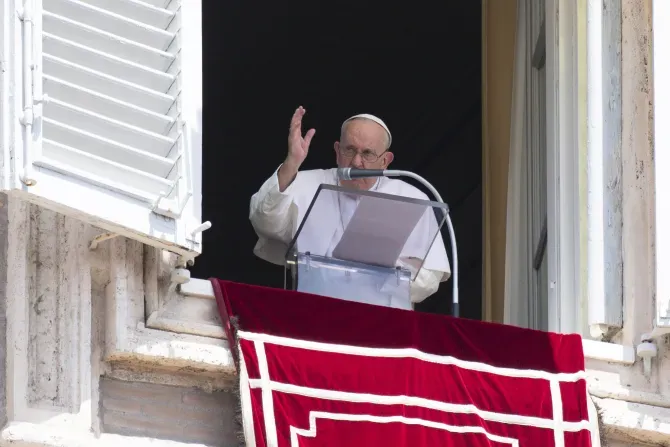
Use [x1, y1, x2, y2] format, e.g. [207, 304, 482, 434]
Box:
[285, 184, 448, 280]
[294, 253, 413, 310]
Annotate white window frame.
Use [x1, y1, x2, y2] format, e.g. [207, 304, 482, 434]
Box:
[181, 0, 584, 335]
[544, 0, 581, 334]
[652, 0, 670, 337]
[163, 1, 585, 343]
[506, 0, 580, 334]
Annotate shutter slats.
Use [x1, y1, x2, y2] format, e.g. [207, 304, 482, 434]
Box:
[40, 140, 172, 198]
[44, 99, 176, 155]
[46, 0, 175, 50]
[43, 33, 175, 92]
[40, 0, 182, 204]
[43, 12, 175, 71]
[43, 119, 175, 177]
[43, 55, 175, 114]
[76, 0, 176, 30]
[44, 76, 176, 135]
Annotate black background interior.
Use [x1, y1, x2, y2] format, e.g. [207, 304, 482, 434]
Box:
[192, 0, 483, 320]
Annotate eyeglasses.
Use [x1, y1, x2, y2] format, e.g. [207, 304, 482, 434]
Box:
[339, 147, 387, 163]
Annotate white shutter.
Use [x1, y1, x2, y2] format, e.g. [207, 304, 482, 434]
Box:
[653, 0, 670, 336]
[2, 0, 205, 260]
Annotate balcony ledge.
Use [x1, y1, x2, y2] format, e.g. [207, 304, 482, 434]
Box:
[181, 278, 637, 366]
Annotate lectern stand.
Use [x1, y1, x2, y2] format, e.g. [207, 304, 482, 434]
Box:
[284, 184, 448, 310]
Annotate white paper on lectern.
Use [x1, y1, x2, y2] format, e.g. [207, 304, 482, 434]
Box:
[331, 195, 427, 268]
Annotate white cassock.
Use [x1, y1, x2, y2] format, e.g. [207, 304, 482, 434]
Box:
[249, 165, 451, 308]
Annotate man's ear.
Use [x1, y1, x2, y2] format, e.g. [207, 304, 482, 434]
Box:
[334, 141, 340, 160]
[382, 151, 394, 169]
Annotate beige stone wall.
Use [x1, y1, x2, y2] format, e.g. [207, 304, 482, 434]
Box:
[0, 197, 235, 446]
[100, 378, 238, 446]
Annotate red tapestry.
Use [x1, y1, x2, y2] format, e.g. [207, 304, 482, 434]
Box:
[211, 279, 599, 447]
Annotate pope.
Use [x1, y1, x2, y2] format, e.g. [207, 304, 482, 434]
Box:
[249, 106, 451, 306]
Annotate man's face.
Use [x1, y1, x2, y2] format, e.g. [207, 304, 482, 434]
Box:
[334, 119, 394, 190]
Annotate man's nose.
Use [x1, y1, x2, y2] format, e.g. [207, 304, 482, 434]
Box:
[351, 153, 364, 167]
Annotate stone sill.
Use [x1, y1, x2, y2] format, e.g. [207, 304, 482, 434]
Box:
[582, 339, 636, 365]
[1, 421, 217, 447]
[179, 278, 215, 300]
[106, 323, 235, 373]
[594, 396, 670, 446]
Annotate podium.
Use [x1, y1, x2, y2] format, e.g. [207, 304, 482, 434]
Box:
[284, 184, 448, 310]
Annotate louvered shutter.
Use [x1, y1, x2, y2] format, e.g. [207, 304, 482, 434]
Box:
[2, 0, 205, 259]
[653, 0, 670, 337]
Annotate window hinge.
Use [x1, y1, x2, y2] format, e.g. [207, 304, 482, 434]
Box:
[636, 333, 658, 378]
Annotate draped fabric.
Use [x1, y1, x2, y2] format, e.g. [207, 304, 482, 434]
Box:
[212, 279, 599, 446]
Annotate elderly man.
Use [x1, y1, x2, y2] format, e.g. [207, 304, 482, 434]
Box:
[250, 106, 450, 306]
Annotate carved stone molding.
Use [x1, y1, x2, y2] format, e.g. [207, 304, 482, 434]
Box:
[103, 238, 233, 373]
[143, 247, 224, 340]
[5, 198, 93, 426]
[3, 196, 234, 441]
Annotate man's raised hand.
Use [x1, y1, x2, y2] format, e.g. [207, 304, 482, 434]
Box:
[278, 106, 315, 191]
[286, 106, 316, 169]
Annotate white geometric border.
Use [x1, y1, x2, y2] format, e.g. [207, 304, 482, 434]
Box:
[238, 331, 588, 382]
[290, 412, 521, 446]
[237, 331, 599, 447]
[239, 353, 257, 447]
[246, 378, 591, 433]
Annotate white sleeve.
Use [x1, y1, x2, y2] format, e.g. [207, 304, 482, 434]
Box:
[410, 268, 443, 303]
[249, 165, 298, 244]
[397, 256, 445, 303]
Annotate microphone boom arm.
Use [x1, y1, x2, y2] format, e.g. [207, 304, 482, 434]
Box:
[384, 170, 459, 318]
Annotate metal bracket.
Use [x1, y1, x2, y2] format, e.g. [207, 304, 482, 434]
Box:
[186, 221, 211, 243]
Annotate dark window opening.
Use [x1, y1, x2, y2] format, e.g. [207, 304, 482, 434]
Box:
[194, 0, 483, 320]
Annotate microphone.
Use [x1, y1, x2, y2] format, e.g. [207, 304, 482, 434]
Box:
[335, 167, 460, 318]
[337, 167, 385, 180]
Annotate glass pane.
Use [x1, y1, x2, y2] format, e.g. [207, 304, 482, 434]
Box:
[286, 184, 449, 281]
[295, 253, 413, 310]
